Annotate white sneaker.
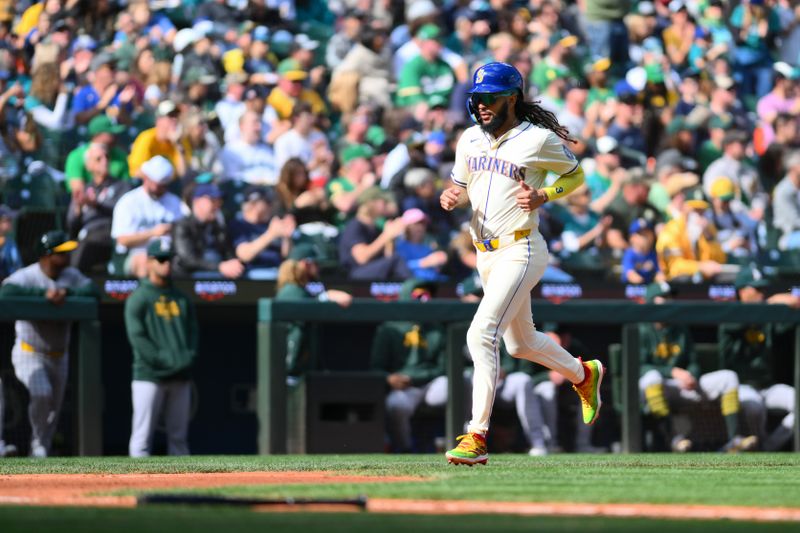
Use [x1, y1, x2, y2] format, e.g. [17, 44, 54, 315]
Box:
[30, 443, 47, 458]
[0, 442, 18, 457]
[528, 446, 548, 456]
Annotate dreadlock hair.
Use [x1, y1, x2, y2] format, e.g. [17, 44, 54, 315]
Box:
[514, 96, 575, 144]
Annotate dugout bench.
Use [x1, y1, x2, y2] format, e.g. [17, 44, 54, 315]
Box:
[258, 299, 800, 455]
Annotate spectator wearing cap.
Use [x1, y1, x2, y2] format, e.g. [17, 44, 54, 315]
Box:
[67, 142, 133, 272]
[530, 31, 578, 93]
[172, 183, 244, 279]
[702, 130, 764, 219]
[215, 72, 248, 142]
[396, 24, 456, 110]
[267, 59, 327, 121]
[621, 217, 662, 284]
[604, 169, 664, 251]
[274, 102, 332, 174]
[246, 26, 278, 80]
[708, 176, 757, 258]
[291, 34, 321, 74]
[111, 155, 183, 278]
[548, 183, 612, 259]
[729, 0, 781, 98]
[756, 62, 800, 148]
[182, 67, 218, 114]
[661, 116, 698, 159]
[0, 229, 97, 458]
[656, 188, 726, 282]
[394, 208, 448, 281]
[662, 1, 695, 68]
[585, 58, 613, 108]
[331, 20, 393, 110]
[128, 100, 191, 178]
[229, 186, 296, 279]
[326, 144, 378, 227]
[71, 52, 128, 126]
[773, 151, 800, 250]
[607, 94, 647, 158]
[339, 187, 411, 280]
[0, 205, 21, 280]
[219, 109, 277, 185]
[223, 84, 281, 145]
[326, 8, 366, 70]
[64, 114, 130, 199]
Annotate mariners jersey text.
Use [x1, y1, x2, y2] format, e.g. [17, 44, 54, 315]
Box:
[466, 155, 527, 182]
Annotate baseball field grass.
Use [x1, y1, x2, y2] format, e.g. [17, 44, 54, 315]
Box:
[2, 453, 800, 532]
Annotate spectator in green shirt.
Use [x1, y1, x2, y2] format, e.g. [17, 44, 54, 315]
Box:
[64, 114, 130, 200]
[396, 24, 455, 109]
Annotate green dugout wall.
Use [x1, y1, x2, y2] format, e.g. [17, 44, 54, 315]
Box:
[258, 299, 800, 454]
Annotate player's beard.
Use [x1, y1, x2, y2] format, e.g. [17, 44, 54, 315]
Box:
[479, 100, 510, 135]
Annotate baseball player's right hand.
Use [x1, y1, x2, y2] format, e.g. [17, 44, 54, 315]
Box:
[387, 373, 411, 390]
[151, 223, 172, 237]
[46, 288, 67, 306]
[440, 187, 462, 211]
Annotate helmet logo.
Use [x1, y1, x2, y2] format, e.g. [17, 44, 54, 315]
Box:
[476, 68, 485, 84]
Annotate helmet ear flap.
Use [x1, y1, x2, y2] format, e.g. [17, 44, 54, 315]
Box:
[466, 95, 481, 125]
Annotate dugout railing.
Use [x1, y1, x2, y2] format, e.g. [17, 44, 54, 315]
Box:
[0, 297, 101, 455]
[258, 299, 800, 454]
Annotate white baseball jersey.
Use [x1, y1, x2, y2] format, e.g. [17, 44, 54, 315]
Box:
[450, 121, 579, 241]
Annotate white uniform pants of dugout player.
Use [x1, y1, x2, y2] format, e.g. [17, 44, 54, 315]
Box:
[129, 380, 191, 457]
[388, 372, 550, 451]
[11, 344, 69, 456]
[467, 231, 584, 436]
[739, 383, 795, 451]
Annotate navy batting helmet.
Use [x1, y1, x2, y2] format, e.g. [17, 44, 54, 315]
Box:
[469, 62, 524, 94]
[466, 62, 523, 124]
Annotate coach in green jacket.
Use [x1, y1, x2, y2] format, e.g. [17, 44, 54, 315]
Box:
[125, 238, 198, 457]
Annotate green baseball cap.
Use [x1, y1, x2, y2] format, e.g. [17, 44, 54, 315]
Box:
[288, 242, 320, 261]
[146, 237, 174, 260]
[340, 143, 374, 165]
[416, 23, 442, 41]
[277, 58, 308, 81]
[645, 281, 677, 302]
[39, 230, 78, 256]
[666, 116, 697, 135]
[365, 125, 387, 147]
[735, 265, 770, 290]
[357, 186, 394, 206]
[708, 114, 733, 130]
[644, 63, 665, 83]
[88, 114, 126, 137]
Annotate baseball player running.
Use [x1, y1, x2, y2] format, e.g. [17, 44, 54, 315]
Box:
[440, 62, 604, 465]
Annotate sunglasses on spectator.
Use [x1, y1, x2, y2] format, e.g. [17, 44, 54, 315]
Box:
[472, 90, 517, 106]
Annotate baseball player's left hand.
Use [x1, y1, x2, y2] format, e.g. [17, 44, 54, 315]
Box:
[515, 182, 548, 212]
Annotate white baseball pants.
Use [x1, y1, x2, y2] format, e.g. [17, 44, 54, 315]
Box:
[467, 232, 584, 436]
[11, 345, 69, 455]
[129, 380, 191, 457]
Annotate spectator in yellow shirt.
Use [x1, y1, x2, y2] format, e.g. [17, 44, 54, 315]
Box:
[266, 59, 326, 121]
[656, 187, 726, 282]
[128, 100, 191, 179]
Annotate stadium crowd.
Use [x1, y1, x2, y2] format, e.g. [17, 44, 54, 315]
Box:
[0, 0, 797, 285]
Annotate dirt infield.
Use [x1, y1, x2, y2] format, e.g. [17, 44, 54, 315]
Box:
[0, 472, 417, 507]
[1, 472, 799, 522]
